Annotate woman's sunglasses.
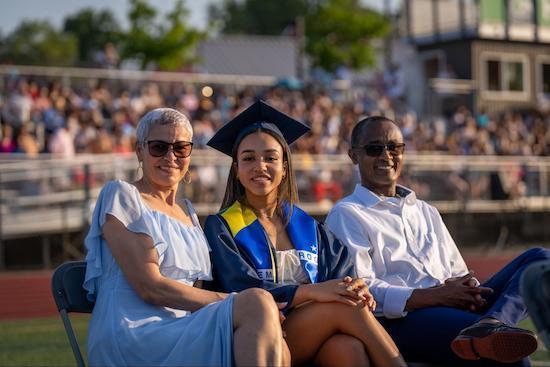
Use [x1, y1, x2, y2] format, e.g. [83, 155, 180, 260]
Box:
[354, 143, 405, 157]
[146, 140, 193, 158]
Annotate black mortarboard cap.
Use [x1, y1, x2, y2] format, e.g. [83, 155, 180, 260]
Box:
[207, 100, 310, 156]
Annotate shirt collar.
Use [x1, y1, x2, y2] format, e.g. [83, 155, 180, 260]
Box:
[352, 184, 417, 208]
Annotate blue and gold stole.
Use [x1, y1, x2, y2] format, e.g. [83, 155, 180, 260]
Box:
[220, 201, 319, 283]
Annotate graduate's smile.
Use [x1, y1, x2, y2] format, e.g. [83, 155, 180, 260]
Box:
[236, 132, 285, 198]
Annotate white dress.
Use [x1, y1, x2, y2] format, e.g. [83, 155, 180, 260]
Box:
[83, 180, 235, 366]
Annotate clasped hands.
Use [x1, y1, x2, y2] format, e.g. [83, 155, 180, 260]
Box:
[307, 276, 376, 311]
[438, 271, 493, 312]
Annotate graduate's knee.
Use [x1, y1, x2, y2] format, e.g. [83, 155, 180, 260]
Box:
[315, 334, 369, 367]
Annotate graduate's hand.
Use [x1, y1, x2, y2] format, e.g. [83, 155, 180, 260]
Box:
[343, 276, 376, 311]
[302, 278, 368, 307]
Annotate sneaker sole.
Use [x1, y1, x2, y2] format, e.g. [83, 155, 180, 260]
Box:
[451, 331, 538, 363]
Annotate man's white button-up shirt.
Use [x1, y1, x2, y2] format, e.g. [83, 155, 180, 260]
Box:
[326, 184, 468, 319]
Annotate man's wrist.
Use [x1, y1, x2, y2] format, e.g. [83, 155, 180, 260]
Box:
[405, 287, 438, 311]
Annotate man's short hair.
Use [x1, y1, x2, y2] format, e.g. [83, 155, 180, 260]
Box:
[350, 116, 396, 147]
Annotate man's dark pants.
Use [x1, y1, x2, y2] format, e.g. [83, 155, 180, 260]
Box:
[377, 247, 550, 367]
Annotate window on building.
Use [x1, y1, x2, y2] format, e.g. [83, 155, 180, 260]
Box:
[505, 62, 524, 91]
[482, 55, 528, 96]
[487, 60, 501, 90]
[542, 63, 550, 95]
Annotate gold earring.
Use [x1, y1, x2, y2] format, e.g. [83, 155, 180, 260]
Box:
[136, 161, 143, 179]
[183, 171, 191, 184]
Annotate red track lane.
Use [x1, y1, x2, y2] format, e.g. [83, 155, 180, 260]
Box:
[0, 251, 523, 320]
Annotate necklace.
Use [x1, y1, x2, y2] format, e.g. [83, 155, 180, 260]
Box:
[253, 209, 275, 220]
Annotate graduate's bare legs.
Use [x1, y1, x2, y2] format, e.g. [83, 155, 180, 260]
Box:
[283, 302, 406, 367]
[314, 333, 370, 367]
[232, 288, 289, 366]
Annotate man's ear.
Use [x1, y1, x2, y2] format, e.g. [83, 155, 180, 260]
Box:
[348, 149, 359, 165]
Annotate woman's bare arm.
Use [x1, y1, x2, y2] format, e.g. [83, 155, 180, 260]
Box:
[103, 214, 226, 311]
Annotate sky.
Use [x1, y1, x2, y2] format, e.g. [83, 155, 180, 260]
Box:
[0, 0, 400, 36]
[0, 0, 218, 35]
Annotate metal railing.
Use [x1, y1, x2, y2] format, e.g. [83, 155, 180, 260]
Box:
[1, 151, 549, 241]
[0, 64, 277, 87]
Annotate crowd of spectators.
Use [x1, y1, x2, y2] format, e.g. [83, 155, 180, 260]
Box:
[0, 74, 548, 204]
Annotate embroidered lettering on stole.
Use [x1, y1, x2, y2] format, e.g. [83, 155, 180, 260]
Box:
[221, 202, 319, 283]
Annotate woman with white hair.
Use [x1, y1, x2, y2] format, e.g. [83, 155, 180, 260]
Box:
[83, 108, 288, 366]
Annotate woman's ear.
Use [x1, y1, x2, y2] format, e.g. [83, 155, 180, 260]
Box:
[136, 143, 144, 162]
[232, 161, 239, 180]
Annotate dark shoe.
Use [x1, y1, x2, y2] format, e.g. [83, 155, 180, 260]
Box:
[451, 322, 538, 363]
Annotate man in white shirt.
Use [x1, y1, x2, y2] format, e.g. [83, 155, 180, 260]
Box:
[326, 116, 549, 367]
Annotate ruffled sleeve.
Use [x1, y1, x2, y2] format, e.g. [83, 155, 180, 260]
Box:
[83, 180, 163, 301]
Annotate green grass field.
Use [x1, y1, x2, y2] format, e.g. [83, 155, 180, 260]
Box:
[0, 316, 89, 366]
[0, 316, 548, 366]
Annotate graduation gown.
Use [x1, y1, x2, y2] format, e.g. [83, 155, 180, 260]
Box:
[204, 201, 356, 310]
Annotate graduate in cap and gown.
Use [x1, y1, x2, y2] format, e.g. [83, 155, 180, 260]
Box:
[204, 100, 406, 367]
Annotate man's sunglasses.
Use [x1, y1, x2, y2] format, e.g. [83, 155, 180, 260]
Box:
[146, 140, 193, 158]
[354, 143, 405, 157]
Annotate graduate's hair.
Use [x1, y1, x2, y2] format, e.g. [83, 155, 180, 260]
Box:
[220, 127, 298, 225]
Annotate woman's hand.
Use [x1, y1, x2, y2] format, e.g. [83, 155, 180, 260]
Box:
[277, 302, 287, 325]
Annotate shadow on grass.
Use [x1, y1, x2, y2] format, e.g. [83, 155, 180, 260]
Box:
[0, 316, 547, 366]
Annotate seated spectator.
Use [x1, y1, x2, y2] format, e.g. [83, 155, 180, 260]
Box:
[83, 107, 288, 366]
[326, 116, 550, 366]
[0, 124, 16, 153]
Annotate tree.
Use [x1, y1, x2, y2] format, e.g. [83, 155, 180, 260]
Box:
[0, 20, 78, 66]
[209, 0, 390, 73]
[121, 0, 204, 70]
[209, 0, 309, 35]
[63, 8, 121, 65]
[306, 0, 389, 72]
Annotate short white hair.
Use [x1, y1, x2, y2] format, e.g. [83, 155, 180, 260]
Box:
[135, 108, 192, 145]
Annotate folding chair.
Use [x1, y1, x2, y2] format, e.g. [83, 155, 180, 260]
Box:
[51, 261, 95, 367]
[520, 260, 550, 349]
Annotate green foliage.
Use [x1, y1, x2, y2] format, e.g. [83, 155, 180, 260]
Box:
[209, 0, 390, 73]
[0, 21, 78, 66]
[209, 0, 309, 35]
[63, 8, 122, 64]
[121, 0, 205, 70]
[305, 0, 390, 72]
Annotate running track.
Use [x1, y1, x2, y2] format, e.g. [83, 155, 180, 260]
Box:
[0, 250, 524, 320]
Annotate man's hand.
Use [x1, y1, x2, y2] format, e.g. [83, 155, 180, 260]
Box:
[406, 271, 493, 311]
